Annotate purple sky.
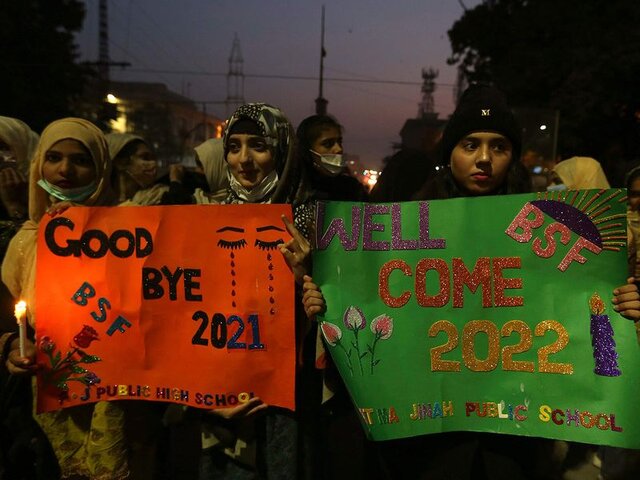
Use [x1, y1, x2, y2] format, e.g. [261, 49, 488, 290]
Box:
[76, 0, 481, 169]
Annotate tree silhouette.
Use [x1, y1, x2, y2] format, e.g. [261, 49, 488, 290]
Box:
[448, 0, 640, 175]
[0, 0, 94, 131]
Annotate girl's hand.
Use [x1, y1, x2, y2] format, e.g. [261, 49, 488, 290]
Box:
[47, 201, 76, 217]
[302, 275, 326, 321]
[5, 338, 37, 376]
[205, 397, 267, 420]
[612, 277, 640, 321]
[279, 215, 311, 284]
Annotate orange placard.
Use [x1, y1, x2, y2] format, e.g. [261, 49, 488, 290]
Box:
[34, 204, 295, 413]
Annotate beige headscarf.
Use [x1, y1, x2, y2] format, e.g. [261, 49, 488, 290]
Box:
[105, 132, 144, 162]
[553, 156, 610, 190]
[0, 116, 39, 176]
[30, 118, 112, 223]
[105, 132, 170, 206]
[2, 118, 113, 325]
[194, 138, 229, 201]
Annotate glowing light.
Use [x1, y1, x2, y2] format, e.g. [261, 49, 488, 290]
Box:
[539, 124, 547, 131]
[362, 169, 379, 189]
[106, 93, 119, 104]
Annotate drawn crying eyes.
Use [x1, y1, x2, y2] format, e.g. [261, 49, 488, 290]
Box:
[217, 239, 247, 250]
[255, 239, 283, 251]
[217, 224, 285, 251]
[217, 238, 283, 251]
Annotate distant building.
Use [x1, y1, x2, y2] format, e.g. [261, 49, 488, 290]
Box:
[398, 113, 446, 157]
[77, 81, 224, 167]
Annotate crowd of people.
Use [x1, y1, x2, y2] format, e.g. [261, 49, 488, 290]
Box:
[0, 84, 639, 479]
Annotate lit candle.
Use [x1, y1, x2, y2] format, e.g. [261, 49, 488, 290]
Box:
[14, 300, 27, 357]
[589, 293, 621, 376]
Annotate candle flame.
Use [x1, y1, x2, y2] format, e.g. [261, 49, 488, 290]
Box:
[589, 293, 605, 315]
[14, 300, 26, 321]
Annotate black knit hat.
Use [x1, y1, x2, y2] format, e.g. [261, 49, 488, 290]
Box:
[441, 84, 522, 164]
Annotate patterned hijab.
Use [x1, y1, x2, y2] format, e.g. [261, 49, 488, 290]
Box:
[222, 103, 302, 204]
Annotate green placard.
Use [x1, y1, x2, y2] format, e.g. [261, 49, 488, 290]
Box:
[313, 190, 640, 448]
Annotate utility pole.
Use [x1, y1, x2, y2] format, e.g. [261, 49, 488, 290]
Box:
[89, 0, 130, 130]
[315, 5, 328, 115]
[226, 33, 246, 117]
[98, 0, 109, 82]
[96, 0, 131, 81]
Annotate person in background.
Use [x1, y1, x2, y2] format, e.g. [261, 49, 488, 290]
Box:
[369, 148, 434, 202]
[627, 166, 640, 283]
[106, 132, 168, 205]
[297, 114, 383, 479]
[296, 115, 368, 204]
[0, 116, 49, 479]
[159, 160, 211, 205]
[551, 156, 610, 190]
[594, 165, 640, 480]
[193, 137, 228, 202]
[0, 116, 39, 331]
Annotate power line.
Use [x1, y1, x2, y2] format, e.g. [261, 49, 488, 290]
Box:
[123, 68, 456, 87]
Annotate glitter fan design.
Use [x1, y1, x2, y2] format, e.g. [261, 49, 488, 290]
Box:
[534, 189, 627, 252]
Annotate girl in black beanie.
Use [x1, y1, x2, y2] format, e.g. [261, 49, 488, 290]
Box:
[414, 83, 531, 200]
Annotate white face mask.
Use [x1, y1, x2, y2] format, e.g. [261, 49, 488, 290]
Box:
[227, 169, 279, 203]
[310, 150, 345, 176]
[37, 178, 97, 202]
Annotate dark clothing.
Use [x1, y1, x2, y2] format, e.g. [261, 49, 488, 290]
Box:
[308, 172, 369, 203]
[378, 432, 557, 480]
[0, 219, 22, 332]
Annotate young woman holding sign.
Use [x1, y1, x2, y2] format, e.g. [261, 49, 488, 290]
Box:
[1, 118, 162, 480]
[302, 84, 640, 480]
[187, 102, 317, 480]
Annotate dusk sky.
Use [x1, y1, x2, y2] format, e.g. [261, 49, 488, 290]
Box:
[76, 0, 482, 169]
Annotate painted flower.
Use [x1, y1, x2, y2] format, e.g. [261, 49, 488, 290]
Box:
[84, 372, 101, 385]
[73, 325, 99, 348]
[370, 315, 394, 340]
[343, 306, 366, 331]
[38, 336, 55, 353]
[320, 322, 342, 347]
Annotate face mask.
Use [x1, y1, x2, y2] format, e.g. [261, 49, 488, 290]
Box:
[37, 178, 97, 202]
[227, 169, 279, 204]
[124, 167, 156, 188]
[310, 150, 345, 176]
[547, 183, 567, 192]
